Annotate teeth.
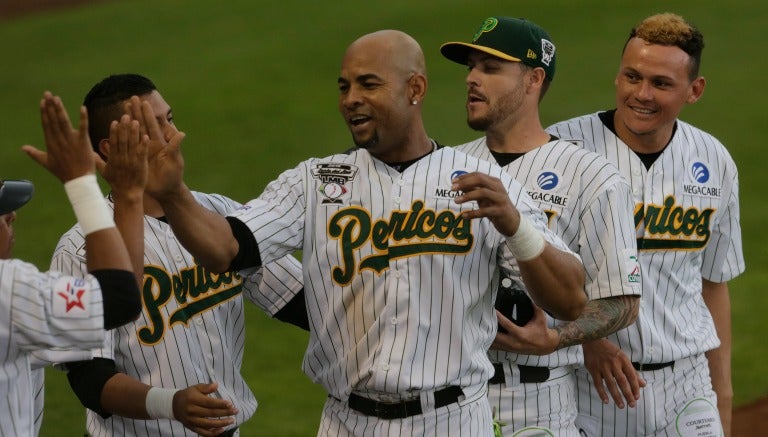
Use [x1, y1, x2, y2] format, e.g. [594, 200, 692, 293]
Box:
[633, 107, 654, 114]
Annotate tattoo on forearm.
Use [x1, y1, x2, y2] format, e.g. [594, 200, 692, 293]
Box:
[554, 295, 639, 349]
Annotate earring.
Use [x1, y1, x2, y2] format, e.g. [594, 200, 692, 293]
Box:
[412, 100, 418, 105]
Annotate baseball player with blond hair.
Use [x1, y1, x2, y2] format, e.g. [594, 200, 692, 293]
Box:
[2, 91, 142, 436]
[441, 16, 641, 436]
[547, 13, 745, 436]
[47, 74, 307, 437]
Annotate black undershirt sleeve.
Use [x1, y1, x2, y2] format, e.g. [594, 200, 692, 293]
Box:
[226, 216, 262, 271]
[66, 358, 118, 418]
[91, 269, 141, 330]
[273, 289, 309, 331]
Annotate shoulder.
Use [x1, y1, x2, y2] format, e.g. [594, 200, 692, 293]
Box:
[546, 112, 604, 138]
[674, 120, 739, 169]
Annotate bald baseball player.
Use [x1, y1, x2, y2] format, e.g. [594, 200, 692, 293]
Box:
[547, 13, 745, 436]
[46, 74, 307, 437]
[118, 30, 587, 436]
[440, 16, 642, 435]
[1, 92, 142, 436]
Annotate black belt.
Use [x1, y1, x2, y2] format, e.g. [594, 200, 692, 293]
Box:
[489, 362, 550, 384]
[632, 361, 675, 371]
[348, 386, 464, 420]
[217, 427, 238, 437]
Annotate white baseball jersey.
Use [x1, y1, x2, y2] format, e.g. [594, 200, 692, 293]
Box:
[228, 144, 575, 408]
[547, 112, 745, 364]
[50, 191, 304, 436]
[549, 112, 744, 435]
[1, 259, 106, 436]
[457, 137, 640, 435]
[457, 138, 640, 368]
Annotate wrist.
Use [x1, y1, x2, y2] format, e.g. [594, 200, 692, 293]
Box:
[64, 174, 115, 235]
[145, 387, 179, 419]
[505, 215, 545, 261]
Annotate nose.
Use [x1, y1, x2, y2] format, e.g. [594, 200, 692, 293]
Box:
[636, 80, 654, 101]
[341, 86, 362, 109]
[466, 68, 480, 88]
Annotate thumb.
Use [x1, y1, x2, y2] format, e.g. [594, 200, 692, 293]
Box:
[167, 131, 186, 152]
[93, 151, 107, 176]
[22, 145, 48, 168]
[196, 382, 219, 395]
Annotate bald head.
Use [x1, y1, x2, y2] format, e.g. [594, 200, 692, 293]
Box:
[337, 29, 431, 162]
[344, 30, 426, 78]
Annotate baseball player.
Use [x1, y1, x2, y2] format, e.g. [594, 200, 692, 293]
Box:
[547, 13, 745, 436]
[47, 74, 307, 437]
[2, 91, 142, 436]
[123, 30, 588, 436]
[440, 17, 641, 435]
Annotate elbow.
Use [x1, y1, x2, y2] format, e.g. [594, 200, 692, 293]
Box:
[556, 290, 587, 321]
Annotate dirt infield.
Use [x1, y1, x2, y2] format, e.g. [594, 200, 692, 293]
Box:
[2, 0, 767, 435]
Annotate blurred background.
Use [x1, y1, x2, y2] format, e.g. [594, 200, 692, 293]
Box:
[1, 0, 765, 434]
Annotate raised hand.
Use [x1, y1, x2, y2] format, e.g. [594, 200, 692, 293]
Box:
[22, 92, 96, 183]
[98, 114, 149, 201]
[451, 172, 521, 237]
[125, 96, 186, 200]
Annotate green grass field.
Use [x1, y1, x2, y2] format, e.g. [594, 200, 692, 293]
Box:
[1, 0, 765, 435]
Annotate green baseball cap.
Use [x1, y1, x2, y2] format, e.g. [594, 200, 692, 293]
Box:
[441, 16, 556, 81]
[0, 179, 33, 215]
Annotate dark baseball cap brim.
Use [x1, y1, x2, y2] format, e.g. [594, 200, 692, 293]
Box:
[0, 180, 34, 215]
[440, 42, 523, 66]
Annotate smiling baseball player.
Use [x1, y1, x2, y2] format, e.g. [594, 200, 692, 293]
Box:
[441, 17, 641, 435]
[47, 75, 306, 437]
[547, 13, 745, 436]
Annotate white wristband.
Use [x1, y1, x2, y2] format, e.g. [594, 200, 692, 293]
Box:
[506, 215, 546, 261]
[145, 387, 179, 419]
[63, 174, 115, 235]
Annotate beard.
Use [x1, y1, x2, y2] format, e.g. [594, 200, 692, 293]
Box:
[353, 132, 378, 149]
[467, 81, 526, 132]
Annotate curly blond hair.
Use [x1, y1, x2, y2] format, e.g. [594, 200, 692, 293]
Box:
[624, 13, 704, 79]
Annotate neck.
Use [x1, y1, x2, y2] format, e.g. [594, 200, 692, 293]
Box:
[370, 132, 434, 164]
[614, 112, 673, 154]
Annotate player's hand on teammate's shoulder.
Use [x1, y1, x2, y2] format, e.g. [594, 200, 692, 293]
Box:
[172, 382, 238, 437]
[582, 338, 645, 409]
[451, 171, 520, 236]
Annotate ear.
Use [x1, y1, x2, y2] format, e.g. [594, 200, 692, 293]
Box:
[97, 138, 110, 159]
[407, 72, 427, 104]
[687, 76, 706, 104]
[527, 67, 546, 92]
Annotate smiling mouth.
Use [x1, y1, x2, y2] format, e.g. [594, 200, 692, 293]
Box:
[349, 115, 371, 126]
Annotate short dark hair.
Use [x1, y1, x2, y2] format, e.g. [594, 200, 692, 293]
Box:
[624, 13, 705, 80]
[83, 74, 157, 152]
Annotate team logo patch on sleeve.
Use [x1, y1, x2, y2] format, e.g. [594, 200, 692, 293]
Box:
[312, 163, 357, 204]
[53, 276, 91, 318]
[624, 251, 641, 285]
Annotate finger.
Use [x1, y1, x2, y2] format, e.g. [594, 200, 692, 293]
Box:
[118, 115, 131, 153]
[94, 151, 107, 175]
[495, 310, 516, 333]
[140, 99, 163, 141]
[126, 97, 148, 137]
[130, 119, 143, 154]
[604, 375, 625, 408]
[52, 94, 74, 136]
[77, 105, 91, 153]
[21, 145, 48, 168]
[589, 373, 610, 404]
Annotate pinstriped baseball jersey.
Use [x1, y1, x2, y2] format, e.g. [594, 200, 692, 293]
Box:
[547, 112, 745, 363]
[228, 145, 575, 402]
[1, 259, 106, 436]
[50, 191, 304, 436]
[457, 137, 640, 368]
